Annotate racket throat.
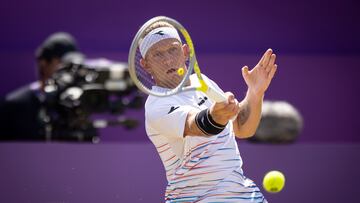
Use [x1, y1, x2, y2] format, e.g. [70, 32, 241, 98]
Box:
[196, 79, 209, 93]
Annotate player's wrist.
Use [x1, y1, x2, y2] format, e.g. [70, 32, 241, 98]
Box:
[207, 109, 228, 128]
[195, 109, 227, 136]
[209, 107, 229, 126]
[248, 88, 265, 100]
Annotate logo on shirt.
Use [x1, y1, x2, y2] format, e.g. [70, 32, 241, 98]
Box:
[168, 106, 180, 114]
[197, 96, 208, 106]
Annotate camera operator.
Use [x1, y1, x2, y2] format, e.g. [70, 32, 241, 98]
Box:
[0, 32, 84, 140]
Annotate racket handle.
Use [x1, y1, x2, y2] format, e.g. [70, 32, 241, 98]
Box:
[206, 86, 227, 103]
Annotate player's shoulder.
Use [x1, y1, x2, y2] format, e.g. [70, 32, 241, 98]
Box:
[145, 94, 182, 120]
[145, 94, 179, 113]
[145, 94, 175, 106]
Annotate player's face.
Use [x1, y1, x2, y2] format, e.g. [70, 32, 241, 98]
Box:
[141, 38, 189, 88]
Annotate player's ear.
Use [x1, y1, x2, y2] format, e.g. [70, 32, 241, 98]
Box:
[140, 58, 153, 74]
[182, 44, 189, 59]
[140, 58, 146, 68]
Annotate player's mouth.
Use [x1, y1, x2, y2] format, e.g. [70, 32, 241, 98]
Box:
[166, 68, 176, 74]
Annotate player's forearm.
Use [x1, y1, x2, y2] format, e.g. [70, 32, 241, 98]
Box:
[234, 90, 263, 138]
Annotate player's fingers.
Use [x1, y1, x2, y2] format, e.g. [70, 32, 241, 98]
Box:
[234, 98, 239, 106]
[213, 100, 228, 110]
[224, 92, 235, 104]
[232, 102, 240, 115]
[260, 49, 273, 68]
[242, 66, 249, 79]
[266, 54, 276, 72]
[233, 99, 240, 115]
[212, 104, 235, 120]
[268, 64, 278, 80]
[223, 102, 238, 116]
[258, 53, 265, 66]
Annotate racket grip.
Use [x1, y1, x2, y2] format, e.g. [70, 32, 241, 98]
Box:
[206, 87, 227, 103]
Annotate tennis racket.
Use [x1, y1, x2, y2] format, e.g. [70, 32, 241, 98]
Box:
[128, 16, 227, 102]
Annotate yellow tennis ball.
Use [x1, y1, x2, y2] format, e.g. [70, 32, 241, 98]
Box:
[263, 170, 285, 193]
[177, 68, 184, 76]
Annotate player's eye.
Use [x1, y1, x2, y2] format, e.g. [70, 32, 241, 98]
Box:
[153, 51, 163, 58]
[168, 47, 178, 54]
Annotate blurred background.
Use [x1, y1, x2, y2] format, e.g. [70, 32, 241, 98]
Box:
[0, 0, 359, 202]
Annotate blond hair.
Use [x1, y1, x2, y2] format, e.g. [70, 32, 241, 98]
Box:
[138, 21, 175, 46]
[144, 21, 174, 37]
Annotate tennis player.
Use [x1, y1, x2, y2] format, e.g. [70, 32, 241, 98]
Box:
[141, 22, 277, 202]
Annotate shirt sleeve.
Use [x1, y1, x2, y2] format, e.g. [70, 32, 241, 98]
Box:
[145, 97, 196, 139]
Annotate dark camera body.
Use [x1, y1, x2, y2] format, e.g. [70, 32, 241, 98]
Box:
[41, 60, 143, 142]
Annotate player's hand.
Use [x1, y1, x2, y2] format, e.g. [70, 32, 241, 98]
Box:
[209, 92, 240, 125]
[242, 49, 277, 96]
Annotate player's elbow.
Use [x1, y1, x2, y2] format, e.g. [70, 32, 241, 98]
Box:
[235, 129, 256, 139]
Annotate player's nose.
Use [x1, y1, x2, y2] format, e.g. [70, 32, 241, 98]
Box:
[162, 55, 174, 66]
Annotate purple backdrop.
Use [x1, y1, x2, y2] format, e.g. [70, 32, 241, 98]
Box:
[0, 0, 360, 202]
[0, 0, 359, 54]
[0, 0, 359, 143]
[0, 142, 359, 202]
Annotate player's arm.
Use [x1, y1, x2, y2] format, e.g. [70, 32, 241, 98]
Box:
[184, 110, 207, 136]
[233, 49, 277, 138]
[184, 93, 239, 137]
[233, 90, 263, 138]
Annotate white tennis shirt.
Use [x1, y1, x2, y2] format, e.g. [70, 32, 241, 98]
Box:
[145, 74, 266, 202]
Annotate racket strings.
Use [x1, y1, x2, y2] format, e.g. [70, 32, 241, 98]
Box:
[133, 29, 190, 94]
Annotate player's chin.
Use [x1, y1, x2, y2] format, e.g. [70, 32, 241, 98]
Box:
[171, 76, 182, 85]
